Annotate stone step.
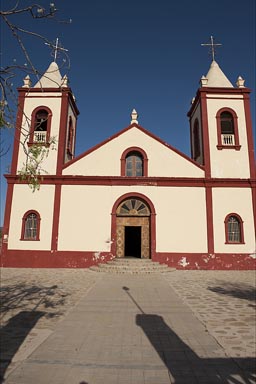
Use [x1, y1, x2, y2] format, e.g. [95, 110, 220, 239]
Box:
[90, 257, 175, 274]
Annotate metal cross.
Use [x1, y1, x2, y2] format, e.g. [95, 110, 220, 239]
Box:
[45, 38, 68, 62]
[201, 36, 222, 61]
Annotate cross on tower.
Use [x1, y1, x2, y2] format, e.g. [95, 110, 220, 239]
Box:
[201, 36, 222, 61]
[45, 38, 68, 62]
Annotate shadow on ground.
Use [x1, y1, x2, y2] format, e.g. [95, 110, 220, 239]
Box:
[0, 283, 69, 383]
[125, 286, 256, 384]
[208, 282, 256, 303]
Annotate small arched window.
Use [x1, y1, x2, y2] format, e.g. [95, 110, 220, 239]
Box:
[29, 107, 52, 145]
[121, 147, 148, 176]
[66, 116, 74, 160]
[192, 119, 201, 161]
[21, 210, 41, 241]
[225, 214, 244, 244]
[216, 108, 240, 150]
[220, 112, 234, 135]
[126, 152, 143, 176]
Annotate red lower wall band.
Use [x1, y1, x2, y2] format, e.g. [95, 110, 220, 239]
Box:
[1, 250, 255, 270]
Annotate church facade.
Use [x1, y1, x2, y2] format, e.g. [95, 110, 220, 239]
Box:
[1, 59, 255, 269]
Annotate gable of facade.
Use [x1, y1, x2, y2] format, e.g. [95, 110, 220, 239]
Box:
[63, 124, 204, 178]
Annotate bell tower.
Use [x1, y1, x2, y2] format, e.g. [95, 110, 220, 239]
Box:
[11, 61, 79, 177]
[188, 59, 255, 180]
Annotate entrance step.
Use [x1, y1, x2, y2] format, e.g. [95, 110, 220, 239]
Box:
[90, 257, 175, 274]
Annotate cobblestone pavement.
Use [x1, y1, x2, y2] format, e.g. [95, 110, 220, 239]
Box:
[164, 271, 256, 358]
[0, 268, 255, 384]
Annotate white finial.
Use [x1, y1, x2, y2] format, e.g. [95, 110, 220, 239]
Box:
[200, 75, 208, 87]
[236, 76, 245, 88]
[22, 75, 31, 88]
[61, 74, 69, 87]
[130, 108, 138, 124]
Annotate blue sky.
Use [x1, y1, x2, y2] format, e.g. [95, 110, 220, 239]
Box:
[0, 0, 255, 225]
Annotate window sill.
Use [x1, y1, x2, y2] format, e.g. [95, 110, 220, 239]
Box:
[217, 145, 241, 151]
[27, 142, 50, 147]
[20, 238, 40, 241]
[225, 241, 245, 245]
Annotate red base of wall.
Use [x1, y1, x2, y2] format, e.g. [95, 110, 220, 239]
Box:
[0, 250, 114, 268]
[155, 253, 256, 270]
[1, 249, 256, 270]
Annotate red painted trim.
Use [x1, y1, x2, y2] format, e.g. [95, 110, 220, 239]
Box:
[216, 107, 240, 150]
[243, 93, 256, 180]
[10, 91, 26, 174]
[110, 192, 156, 259]
[51, 184, 62, 251]
[1, 250, 255, 270]
[63, 123, 204, 171]
[187, 88, 251, 119]
[200, 91, 211, 177]
[56, 92, 69, 174]
[5, 174, 256, 188]
[205, 186, 214, 254]
[1, 183, 14, 257]
[20, 210, 41, 241]
[120, 147, 148, 176]
[224, 213, 245, 244]
[17, 87, 80, 115]
[156, 252, 256, 270]
[0, 250, 113, 268]
[251, 183, 256, 237]
[28, 105, 52, 144]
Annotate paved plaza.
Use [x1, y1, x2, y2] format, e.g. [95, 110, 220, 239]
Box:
[0, 268, 255, 383]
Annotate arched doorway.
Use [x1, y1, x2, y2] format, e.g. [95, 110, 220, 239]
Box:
[114, 196, 151, 258]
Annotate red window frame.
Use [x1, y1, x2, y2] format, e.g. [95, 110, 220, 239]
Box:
[216, 108, 241, 150]
[28, 106, 52, 146]
[20, 210, 41, 241]
[120, 147, 148, 176]
[67, 116, 74, 158]
[224, 213, 245, 244]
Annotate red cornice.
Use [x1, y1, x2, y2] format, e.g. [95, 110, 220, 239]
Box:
[63, 122, 204, 171]
[17, 87, 79, 115]
[5, 174, 256, 188]
[187, 87, 251, 117]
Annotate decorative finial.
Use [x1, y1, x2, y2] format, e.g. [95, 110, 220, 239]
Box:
[200, 75, 208, 87]
[61, 74, 69, 87]
[201, 36, 222, 61]
[236, 76, 245, 88]
[22, 75, 31, 88]
[130, 108, 138, 124]
[45, 38, 68, 62]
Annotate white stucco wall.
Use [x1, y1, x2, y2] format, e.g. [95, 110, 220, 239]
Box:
[8, 184, 55, 250]
[212, 188, 255, 253]
[17, 92, 62, 175]
[63, 127, 204, 178]
[206, 95, 250, 178]
[58, 185, 207, 253]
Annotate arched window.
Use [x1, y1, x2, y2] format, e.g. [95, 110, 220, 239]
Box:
[29, 106, 52, 145]
[116, 198, 150, 216]
[225, 214, 244, 244]
[120, 147, 148, 176]
[126, 152, 143, 176]
[220, 111, 234, 136]
[21, 210, 41, 241]
[66, 116, 74, 161]
[192, 119, 201, 161]
[216, 108, 240, 150]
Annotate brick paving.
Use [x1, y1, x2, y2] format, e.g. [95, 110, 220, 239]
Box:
[0, 268, 255, 384]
